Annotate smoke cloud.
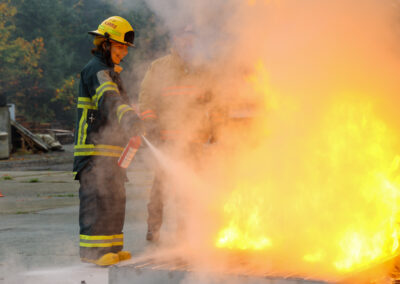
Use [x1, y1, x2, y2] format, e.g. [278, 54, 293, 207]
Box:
[137, 0, 400, 282]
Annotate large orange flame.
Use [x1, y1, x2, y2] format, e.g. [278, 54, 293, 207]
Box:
[214, 61, 400, 279]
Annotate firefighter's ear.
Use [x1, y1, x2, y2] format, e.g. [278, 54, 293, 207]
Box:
[102, 39, 111, 52]
[101, 41, 106, 50]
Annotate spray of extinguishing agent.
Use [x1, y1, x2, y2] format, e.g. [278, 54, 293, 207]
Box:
[118, 135, 164, 169]
[118, 135, 185, 184]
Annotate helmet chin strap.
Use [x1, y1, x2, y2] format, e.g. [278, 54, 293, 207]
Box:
[101, 33, 122, 73]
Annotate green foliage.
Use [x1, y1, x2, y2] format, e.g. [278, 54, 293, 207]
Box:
[51, 75, 79, 124]
[2, 175, 13, 180]
[28, 178, 39, 183]
[5, 0, 168, 127]
[0, 0, 44, 120]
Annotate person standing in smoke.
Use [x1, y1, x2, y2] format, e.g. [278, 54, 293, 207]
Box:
[139, 25, 219, 242]
[73, 16, 143, 266]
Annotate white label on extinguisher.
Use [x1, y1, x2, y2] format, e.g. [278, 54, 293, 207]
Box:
[119, 148, 138, 168]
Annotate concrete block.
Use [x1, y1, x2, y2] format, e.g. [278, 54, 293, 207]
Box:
[0, 131, 9, 159]
[0, 106, 10, 131]
[0, 106, 11, 158]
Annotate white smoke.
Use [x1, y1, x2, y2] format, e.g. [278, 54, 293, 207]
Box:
[134, 0, 400, 282]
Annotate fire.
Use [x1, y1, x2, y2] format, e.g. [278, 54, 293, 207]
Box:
[215, 186, 272, 250]
[319, 101, 400, 273]
[214, 61, 400, 278]
[247, 0, 281, 6]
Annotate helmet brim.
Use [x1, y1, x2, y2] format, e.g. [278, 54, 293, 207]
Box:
[88, 30, 103, 37]
[88, 30, 135, 47]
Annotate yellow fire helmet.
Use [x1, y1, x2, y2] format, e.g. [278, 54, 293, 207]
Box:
[88, 16, 135, 47]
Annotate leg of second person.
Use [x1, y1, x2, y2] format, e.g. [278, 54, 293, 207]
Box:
[146, 172, 165, 242]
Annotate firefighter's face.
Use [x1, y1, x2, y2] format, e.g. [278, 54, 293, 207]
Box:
[111, 42, 128, 65]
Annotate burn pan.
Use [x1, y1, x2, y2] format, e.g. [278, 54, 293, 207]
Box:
[109, 257, 330, 284]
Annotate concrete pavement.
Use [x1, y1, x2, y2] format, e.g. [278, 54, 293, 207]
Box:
[0, 144, 74, 171]
[0, 150, 154, 284]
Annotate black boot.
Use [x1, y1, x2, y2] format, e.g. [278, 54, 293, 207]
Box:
[146, 230, 160, 242]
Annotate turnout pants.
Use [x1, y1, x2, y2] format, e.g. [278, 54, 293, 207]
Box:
[146, 142, 203, 236]
[147, 171, 165, 234]
[78, 157, 127, 260]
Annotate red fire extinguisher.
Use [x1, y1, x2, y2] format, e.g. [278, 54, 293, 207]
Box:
[118, 136, 141, 168]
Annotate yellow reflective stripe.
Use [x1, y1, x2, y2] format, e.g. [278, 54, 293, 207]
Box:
[79, 234, 124, 248]
[78, 109, 88, 145]
[74, 144, 124, 157]
[74, 144, 124, 151]
[93, 82, 119, 108]
[93, 82, 118, 99]
[117, 104, 132, 115]
[77, 104, 97, 110]
[117, 104, 128, 113]
[80, 234, 123, 240]
[95, 81, 118, 93]
[78, 97, 92, 102]
[98, 24, 121, 37]
[78, 97, 97, 109]
[117, 104, 134, 123]
[118, 108, 134, 123]
[95, 86, 118, 107]
[119, 109, 134, 123]
[82, 122, 88, 145]
[80, 242, 123, 248]
[74, 152, 121, 157]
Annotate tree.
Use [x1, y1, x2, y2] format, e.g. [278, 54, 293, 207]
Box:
[51, 74, 79, 125]
[0, 0, 44, 118]
[6, 0, 168, 127]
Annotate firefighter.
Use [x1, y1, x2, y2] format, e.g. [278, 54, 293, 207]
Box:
[73, 16, 143, 266]
[139, 25, 214, 242]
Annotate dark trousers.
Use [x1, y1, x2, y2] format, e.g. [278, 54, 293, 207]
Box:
[147, 171, 165, 234]
[146, 142, 202, 235]
[78, 157, 127, 260]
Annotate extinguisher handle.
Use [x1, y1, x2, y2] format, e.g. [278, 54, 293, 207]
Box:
[129, 136, 142, 148]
